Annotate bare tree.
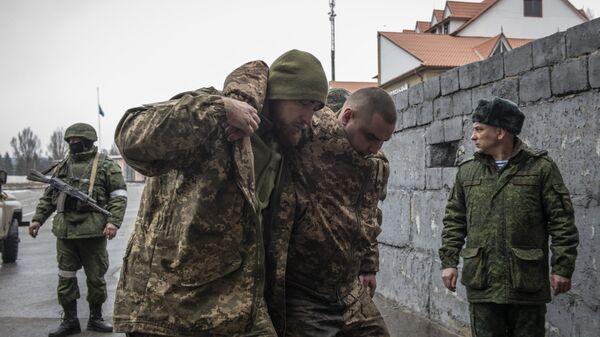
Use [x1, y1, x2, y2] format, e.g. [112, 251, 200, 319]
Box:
[10, 127, 42, 174]
[1, 152, 14, 174]
[48, 127, 68, 161]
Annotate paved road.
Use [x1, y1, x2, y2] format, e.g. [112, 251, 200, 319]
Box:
[0, 184, 460, 337]
[0, 184, 143, 337]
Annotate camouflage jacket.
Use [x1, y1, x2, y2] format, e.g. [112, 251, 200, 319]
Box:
[264, 109, 389, 335]
[32, 147, 127, 239]
[439, 139, 578, 304]
[112, 61, 277, 336]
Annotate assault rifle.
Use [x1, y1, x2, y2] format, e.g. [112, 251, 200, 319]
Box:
[27, 169, 112, 217]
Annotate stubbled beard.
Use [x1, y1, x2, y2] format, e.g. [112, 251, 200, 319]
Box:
[275, 125, 302, 147]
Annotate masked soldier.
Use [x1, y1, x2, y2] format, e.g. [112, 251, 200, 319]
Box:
[29, 123, 128, 337]
[439, 97, 579, 337]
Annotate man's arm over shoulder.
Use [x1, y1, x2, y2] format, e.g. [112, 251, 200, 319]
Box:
[540, 157, 578, 278]
[114, 87, 227, 176]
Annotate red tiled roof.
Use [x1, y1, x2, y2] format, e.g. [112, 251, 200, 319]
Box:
[507, 38, 532, 49]
[329, 81, 378, 93]
[403, 29, 416, 33]
[381, 31, 488, 67]
[447, 1, 494, 18]
[453, 0, 588, 35]
[433, 10, 444, 23]
[416, 21, 431, 32]
[380, 31, 532, 68]
[472, 34, 502, 58]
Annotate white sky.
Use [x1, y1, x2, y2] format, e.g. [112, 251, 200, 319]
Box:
[1, 0, 598, 154]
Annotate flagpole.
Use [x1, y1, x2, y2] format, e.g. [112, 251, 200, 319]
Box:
[97, 87, 102, 151]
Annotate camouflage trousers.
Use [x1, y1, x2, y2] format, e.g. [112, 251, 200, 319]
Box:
[284, 279, 390, 337]
[56, 237, 108, 306]
[126, 298, 276, 337]
[469, 303, 546, 337]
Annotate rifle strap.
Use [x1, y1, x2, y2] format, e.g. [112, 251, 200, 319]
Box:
[88, 152, 101, 196]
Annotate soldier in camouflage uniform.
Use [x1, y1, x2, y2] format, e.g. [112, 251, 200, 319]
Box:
[439, 97, 579, 337]
[325, 88, 350, 113]
[262, 88, 396, 337]
[113, 49, 328, 337]
[29, 123, 128, 337]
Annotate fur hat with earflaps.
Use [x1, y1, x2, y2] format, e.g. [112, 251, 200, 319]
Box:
[472, 97, 525, 135]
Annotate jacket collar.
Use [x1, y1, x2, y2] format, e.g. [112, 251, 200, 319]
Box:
[70, 146, 98, 162]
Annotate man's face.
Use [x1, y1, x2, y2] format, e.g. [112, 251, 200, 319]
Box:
[271, 100, 320, 146]
[471, 122, 501, 154]
[342, 110, 395, 155]
[67, 137, 82, 144]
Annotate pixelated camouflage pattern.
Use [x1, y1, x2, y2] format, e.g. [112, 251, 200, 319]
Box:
[264, 108, 389, 336]
[469, 303, 546, 337]
[440, 139, 578, 304]
[284, 108, 382, 297]
[113, 61, 276, 336]
[64, 122, 98, 141]
[32, 147, 127, 237]
[325, 88, 350, 112]
[284, 279, 389, 337]
[359, 153, 390, 274]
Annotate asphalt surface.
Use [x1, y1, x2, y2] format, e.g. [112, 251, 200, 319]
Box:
[0, 183, 460, 337]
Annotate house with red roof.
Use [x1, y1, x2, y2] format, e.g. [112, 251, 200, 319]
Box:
[378, 0, 590, 92]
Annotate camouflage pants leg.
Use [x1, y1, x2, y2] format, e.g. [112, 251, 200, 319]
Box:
[56, 239, 82, 306]
[469, 303, 546, 337]
[78, 237, 109, 305]
[337, 281, 390, 337]
[284, 283, 344, 337]
[238, 298, 277, 337]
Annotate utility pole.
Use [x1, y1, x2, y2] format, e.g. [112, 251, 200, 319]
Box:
[329, 0, 336, 81]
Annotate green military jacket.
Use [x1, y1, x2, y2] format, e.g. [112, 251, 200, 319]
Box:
[113, 61, 281, 336]
[32, 147, 127, 238]
[439, 139, 578, 304]
[264, 109, 389, 335]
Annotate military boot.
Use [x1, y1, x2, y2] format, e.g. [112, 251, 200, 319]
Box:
[49, 301, 81, 337]
[87, 303, 113, 332]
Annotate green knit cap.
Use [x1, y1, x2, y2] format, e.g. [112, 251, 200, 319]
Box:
[267, 49, 328, 108]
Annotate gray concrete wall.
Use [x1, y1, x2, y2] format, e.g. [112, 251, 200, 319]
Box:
[377, 18, 600, 337]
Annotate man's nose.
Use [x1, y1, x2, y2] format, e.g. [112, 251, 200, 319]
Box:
[369, 141, 383, 155]
[301, 110, 314, 126]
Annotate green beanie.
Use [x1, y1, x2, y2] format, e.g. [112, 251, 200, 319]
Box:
[267, 49, 328, 108]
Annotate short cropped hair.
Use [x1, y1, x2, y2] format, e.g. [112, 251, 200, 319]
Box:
[342, 87, 396, 125]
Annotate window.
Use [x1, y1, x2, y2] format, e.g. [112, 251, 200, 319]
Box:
[524, 0, 542, 17]
[443, 22, 450, 34]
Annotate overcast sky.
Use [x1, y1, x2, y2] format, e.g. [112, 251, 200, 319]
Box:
[1, 0, 598, 155]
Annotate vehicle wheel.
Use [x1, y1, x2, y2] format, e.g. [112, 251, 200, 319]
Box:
[2, 218, 19, 263]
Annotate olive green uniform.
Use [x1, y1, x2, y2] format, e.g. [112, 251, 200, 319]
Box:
[32, 147, 127, 306]
[439, 139, 578, 337]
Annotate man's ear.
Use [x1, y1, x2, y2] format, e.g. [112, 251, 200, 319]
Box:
[496, 127, 508, 140]
[340, 108, 353, 126]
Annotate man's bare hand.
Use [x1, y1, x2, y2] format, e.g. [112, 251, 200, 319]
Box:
[442, 267, 458, 292]
[359, 273, 377, 298]
[29, 221, 41, 238]
[222, 97, 260, 142]
[103, 223, 118, 240]
[551, 274, 571, 296]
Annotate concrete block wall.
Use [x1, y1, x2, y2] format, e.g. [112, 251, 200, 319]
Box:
[378, 18, 600, 337]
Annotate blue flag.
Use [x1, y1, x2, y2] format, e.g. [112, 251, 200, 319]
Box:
[98, 104, 105, 117]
